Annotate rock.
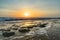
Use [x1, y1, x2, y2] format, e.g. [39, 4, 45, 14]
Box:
[2, 31, 15, 37]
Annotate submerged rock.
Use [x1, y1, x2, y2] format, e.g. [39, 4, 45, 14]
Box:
[2, 31, 15, 37]
[18, 28, 30, 33]
[39, 23, 48, 27]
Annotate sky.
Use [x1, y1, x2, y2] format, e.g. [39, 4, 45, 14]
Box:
[0, 0, 60, 18]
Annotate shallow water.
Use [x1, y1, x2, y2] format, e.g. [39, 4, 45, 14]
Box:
[0, 19, 60, 40]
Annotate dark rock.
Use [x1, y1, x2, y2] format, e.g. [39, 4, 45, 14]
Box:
[18, 28, 30, 33]
[2, 32, 15, 37]
[39, 23, 48, 27]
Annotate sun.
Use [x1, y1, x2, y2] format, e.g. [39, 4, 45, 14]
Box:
[24, 12, 30, 17]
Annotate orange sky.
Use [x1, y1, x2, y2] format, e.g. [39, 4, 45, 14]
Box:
[0, 0, 60, 17]
[10, 8, 46, 18]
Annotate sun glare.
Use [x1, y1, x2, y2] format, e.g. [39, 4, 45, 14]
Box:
[24, 12, 30, 17]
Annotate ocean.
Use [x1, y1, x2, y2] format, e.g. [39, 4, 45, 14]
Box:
[0, 19, 60, 40]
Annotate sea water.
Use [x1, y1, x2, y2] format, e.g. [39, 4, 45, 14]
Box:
[0, 19, 60, 40]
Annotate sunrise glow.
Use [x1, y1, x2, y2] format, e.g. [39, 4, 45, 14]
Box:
[24, 12, 29, 16]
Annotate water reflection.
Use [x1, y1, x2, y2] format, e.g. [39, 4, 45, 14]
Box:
[0, 20, 41, 29]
